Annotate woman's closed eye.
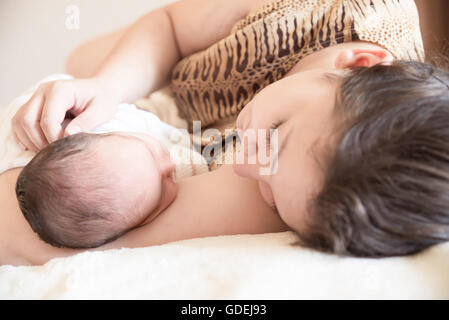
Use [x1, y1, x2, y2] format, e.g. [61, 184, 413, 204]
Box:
[265, 121, 281, 150]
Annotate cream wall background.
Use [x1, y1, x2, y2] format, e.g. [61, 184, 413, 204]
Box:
[0, 0, 175, 108]
[1, 0, 447, 108]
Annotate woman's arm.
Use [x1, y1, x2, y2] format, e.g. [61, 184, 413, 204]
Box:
[100, 165, 290, 250]
[77, 0, 257, 103]
[12, 0, 265, 151]
[0, 165, 288, 266]
[66, 27, 130, 79]
[0, 168, 82, 266]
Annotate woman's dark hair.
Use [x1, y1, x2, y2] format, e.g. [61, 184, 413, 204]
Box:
[301, 59, 449, 257]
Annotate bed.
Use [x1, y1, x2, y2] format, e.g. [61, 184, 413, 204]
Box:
[1, 75, 448, 299]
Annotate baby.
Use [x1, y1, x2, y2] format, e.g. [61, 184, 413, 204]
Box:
[15, 103, 209, 249]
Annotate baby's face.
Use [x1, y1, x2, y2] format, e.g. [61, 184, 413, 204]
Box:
[95, 132, 178, 224]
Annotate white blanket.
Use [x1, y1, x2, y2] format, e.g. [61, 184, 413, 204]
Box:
[1, 76, 449, 299]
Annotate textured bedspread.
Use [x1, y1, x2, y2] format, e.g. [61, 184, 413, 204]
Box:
[1, 232, 449, 299]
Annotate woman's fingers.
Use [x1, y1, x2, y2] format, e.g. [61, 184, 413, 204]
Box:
[11, 129, 28, 151]
[11, 90, 48, 151]
[64, 99, 114, 137]
[20, 94, 51, 151]
[12, 122, 39, 153]
[11, 78, 117, 149]
[40, 82, 76, 143]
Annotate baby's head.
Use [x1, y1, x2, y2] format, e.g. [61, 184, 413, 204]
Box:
[16, 132, 177, 248]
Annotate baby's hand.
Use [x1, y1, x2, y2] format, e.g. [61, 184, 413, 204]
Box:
[11, 77, 119, 152]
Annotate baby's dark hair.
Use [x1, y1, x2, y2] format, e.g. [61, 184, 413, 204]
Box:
[16, 132, 144, 249]
[300, 59, 449, 257]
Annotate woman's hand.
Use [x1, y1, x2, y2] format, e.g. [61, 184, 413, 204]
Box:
[11, 0, 255, 153]
[11, 77, 119, 152]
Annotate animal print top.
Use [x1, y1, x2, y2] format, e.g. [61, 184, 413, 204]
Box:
[169, 0, 425, 169]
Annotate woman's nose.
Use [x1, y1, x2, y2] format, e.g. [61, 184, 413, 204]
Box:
[237, 127, 259, 162]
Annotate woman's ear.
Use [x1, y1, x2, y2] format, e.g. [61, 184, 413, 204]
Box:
[334, 48, 394, 69]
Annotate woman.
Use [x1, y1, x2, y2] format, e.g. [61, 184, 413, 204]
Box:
[0, 42, 374, 265]
[3, 0, 449, 265]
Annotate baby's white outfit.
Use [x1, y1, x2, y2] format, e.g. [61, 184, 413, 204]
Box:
[0, 74, 209, 180]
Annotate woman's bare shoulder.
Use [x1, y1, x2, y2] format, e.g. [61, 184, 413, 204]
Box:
[101, 164, 289, 250]
[0, 167, 79, 266]
[0, 168, 26, 265]
[0, 168, 21, 212]
[0, 167, 22, 181]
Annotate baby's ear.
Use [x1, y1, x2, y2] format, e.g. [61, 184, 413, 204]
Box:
[334, 48, 394, 69]
[61, 118, 73, 137]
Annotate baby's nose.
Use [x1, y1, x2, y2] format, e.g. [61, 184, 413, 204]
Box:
[161, 160, 176, 178]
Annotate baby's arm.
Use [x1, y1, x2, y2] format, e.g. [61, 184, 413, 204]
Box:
[99, 165, 290, 250]
[88, 0, 258, 104]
